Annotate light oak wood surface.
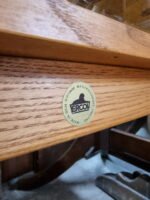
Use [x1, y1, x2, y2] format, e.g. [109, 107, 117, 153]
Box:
[0, 0, 150, 68]
[0, 29, 150, 70]
[0, 56, 150, 161]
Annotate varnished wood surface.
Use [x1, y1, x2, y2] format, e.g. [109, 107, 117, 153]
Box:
[0, 0, 150, 68]
[0, 30, 150, 70]
[0, 56, 150, 161]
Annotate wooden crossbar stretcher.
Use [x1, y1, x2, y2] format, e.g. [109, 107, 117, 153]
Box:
[0, 0, 150, 190]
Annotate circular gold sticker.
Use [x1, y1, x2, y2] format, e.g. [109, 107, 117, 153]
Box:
[63, 82, 96, 126]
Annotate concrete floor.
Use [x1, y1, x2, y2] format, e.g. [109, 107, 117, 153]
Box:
[2, 126, 150, 200]
[3, 155, 148, 200]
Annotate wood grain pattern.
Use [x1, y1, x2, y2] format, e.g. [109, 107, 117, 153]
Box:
[0, 30, 150, 70]
[0, 0, 150, 68]
[0, 56, 150, 161]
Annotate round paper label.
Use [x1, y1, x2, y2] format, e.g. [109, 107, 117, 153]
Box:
[63, 82, 96, 126]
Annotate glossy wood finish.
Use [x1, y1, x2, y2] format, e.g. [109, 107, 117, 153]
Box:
[0, 0, 150, 68]
[0, 56, 150, 161]
[0, 30, 150, 70]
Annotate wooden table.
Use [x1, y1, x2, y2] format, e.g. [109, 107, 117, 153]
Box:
[0, 0, 150, 161]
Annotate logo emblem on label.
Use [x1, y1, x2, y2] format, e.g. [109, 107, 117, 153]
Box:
[63, 82, 96, 126]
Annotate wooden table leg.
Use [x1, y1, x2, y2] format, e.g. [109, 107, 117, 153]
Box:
[0, 163, 3, 200]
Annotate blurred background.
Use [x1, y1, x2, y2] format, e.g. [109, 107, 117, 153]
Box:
[69, 0, 150, 33]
